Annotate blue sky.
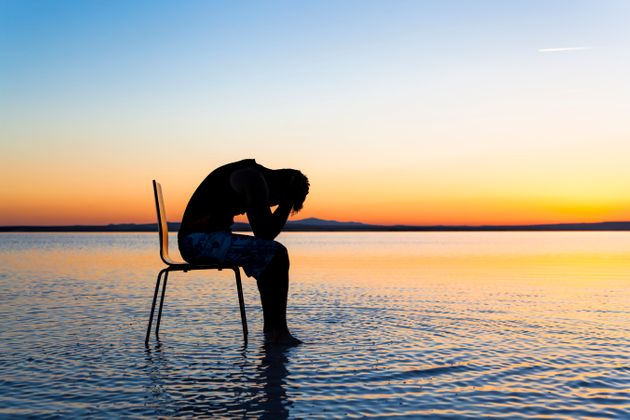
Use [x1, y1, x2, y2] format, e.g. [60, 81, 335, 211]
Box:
[1, 1, 629, 225]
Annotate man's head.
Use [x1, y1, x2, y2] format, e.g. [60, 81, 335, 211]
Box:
[271, 169, 310, 213]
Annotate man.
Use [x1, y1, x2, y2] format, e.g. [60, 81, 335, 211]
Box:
[178, 159, 309, 345]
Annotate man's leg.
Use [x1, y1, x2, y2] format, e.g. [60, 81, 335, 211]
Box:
[257, 245, 301, 345]
[221, 234, 301, 344]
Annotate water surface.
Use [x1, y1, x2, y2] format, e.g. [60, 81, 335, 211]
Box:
[1, 232, 629, 417]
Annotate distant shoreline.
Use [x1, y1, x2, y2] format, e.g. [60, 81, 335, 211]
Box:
[2, 218, 630, 232]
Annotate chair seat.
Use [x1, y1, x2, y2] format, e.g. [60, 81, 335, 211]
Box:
[161, 255, 236, 271]
[165, 261, 237, 272]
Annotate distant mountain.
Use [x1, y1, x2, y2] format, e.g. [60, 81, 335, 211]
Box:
[289, 217, 367, 227]
[230, 217, 368, 231]
[2, 219, 630, 232]
[283, 217, 370, 230]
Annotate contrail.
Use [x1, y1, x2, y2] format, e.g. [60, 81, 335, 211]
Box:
[538, 47, 593, 53]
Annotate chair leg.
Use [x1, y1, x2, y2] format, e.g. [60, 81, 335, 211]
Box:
[233, 267, 248, 339]
[155, 270, 169, 337]
[145, 268, 166, 345]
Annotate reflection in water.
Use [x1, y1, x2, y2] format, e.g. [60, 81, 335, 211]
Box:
[1, 232, 629, 417]
[257, 344, 291, 419]
[143, 341, 293, 418]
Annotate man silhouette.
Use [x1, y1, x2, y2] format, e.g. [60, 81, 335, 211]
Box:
[178, 159, 309, 345]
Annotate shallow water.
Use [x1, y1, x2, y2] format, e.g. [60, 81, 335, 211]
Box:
[0, 232, 629, 418]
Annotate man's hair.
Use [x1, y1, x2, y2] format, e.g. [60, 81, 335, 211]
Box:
[277, 169, 310, 213]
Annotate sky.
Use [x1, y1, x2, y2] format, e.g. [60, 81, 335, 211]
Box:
[1, 0, 629, 226]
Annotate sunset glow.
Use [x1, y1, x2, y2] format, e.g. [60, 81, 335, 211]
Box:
[1, 1, 629, 226]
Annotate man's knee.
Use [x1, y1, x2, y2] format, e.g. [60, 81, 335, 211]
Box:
[257, 243, 289, 281]
[273, 243, 289, 270]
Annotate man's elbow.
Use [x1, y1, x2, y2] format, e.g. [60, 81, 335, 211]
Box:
[252, 226, 277, 240]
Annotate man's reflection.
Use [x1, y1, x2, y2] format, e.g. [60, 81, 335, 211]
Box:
[256, 343, 292, 418]
[143, 342, 294, 418]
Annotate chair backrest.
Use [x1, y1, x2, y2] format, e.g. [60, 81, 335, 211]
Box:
[152, 180, 175, 265]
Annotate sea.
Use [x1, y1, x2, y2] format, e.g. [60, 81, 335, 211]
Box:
[0, 232, 629, 418]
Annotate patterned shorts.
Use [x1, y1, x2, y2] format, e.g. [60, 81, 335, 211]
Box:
[178, 231, 283, 279]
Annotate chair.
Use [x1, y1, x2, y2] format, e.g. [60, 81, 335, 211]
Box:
[145, 180, 248, 345]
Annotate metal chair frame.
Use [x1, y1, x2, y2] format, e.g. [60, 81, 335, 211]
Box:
[145, 180, 248, 345]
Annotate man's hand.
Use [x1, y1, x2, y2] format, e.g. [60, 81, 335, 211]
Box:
[230, 168, 291, 240]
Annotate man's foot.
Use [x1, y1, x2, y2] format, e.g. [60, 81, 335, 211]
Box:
[264, 330, 303, 346]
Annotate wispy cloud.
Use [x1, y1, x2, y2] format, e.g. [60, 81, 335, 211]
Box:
[538, 47, 594, 53]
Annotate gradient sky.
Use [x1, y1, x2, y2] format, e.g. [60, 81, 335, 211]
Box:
[1, 0, 629, 226]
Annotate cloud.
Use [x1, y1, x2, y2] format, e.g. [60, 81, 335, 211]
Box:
[538, 47, 594, 53]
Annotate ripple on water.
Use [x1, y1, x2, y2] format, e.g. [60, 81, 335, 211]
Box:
[1, 232, 629, 417]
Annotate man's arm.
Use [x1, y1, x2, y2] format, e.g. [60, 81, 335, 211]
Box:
[230, 169, 291, 240]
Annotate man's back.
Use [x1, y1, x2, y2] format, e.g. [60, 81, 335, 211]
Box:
[179, 159, 261, 236]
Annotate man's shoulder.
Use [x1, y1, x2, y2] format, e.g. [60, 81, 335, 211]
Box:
[230, 166, 266, 189]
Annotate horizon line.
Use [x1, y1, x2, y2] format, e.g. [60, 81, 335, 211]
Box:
[2, 218, 630, 232]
